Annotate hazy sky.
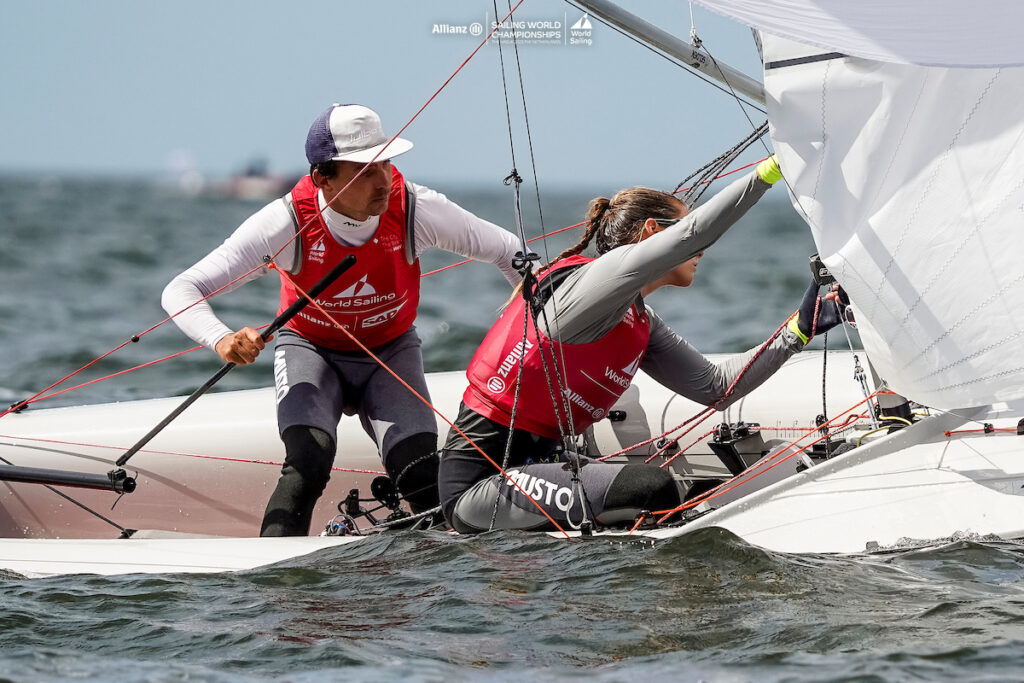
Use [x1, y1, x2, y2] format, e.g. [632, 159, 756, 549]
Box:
[1, 0, 769, 190]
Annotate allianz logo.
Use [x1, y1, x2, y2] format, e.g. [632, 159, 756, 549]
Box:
[497, 339, 534, 378]
[563, 387, 604, 420]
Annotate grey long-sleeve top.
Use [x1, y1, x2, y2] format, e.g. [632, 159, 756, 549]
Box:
[538, 170, 804, 410]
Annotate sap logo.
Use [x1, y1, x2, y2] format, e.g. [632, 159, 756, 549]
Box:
[361, 302, 406, 328]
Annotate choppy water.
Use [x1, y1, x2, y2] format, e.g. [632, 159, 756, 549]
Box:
[5, 176, 1024, 681]
[5, 530, 1024, 681]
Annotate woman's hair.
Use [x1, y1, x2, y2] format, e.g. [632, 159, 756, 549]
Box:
[503, 187, 686, 308]
[545, 187, 685, 270]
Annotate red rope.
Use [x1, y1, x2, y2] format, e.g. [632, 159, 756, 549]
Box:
[0, 433, 385, 475]
[599, 317, 789, 461]
[647, 391, 880, 527]
[1, 3, 531, 421]
[658, 428, 719, 468]
[944, 426, 1016, 437]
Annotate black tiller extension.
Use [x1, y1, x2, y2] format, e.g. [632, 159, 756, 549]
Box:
[115, 254, 357, 468]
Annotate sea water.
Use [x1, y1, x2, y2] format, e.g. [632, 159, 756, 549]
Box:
[4, 176, 1024, 681]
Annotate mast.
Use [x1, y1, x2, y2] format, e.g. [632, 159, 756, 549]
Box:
[573, 0, 766, 105]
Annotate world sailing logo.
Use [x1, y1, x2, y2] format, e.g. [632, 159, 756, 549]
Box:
[308, 238, 326, 264]
[328, 275, 397, 308]
[571, 13, 592, 30]
[570, 12, 593, 45]
[622, 353, 643, 377]
[334, 275, 376, 298]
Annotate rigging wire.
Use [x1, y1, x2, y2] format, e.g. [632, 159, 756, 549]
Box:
[8, 157, 767, 415]
[8, 5, 868, 536]
[272, 266, 570, 536]
[561, 0, 766, 115]
[1, 0, 529, 424]
[650, 389, 882, 527]
[487, 0, 590, 530]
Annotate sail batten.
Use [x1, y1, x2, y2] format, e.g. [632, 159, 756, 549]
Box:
[763, 34, 1024, 409]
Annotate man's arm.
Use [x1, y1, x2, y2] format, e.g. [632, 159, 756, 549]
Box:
[410, 183, 523, 286]
[160, 198, 297, 354]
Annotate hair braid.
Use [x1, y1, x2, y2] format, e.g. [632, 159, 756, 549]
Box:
[501, 187, 685, 308]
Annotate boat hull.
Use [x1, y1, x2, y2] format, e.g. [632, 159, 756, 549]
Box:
[0, 353, 864, 540]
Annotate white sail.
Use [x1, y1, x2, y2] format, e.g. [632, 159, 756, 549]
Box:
[695, 1, 1024, 67]
[762, 33, 1024, 409]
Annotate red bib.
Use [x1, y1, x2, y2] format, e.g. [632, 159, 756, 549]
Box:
[463, 255, 651, 439]
[277, 167, 420, 350]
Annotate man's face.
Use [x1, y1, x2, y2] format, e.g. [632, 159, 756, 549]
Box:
[318, 159, 392, 220]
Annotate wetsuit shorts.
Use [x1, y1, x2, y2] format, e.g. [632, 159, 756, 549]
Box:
[273, 327, 438, 459]
[439, 403, 682, 533]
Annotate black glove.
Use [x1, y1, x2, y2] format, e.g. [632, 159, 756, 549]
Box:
[789, 280, 846, 343]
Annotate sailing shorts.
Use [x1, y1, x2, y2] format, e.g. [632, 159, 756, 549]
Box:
[273, 327, 437, 459]
[439, 403, 681, 533]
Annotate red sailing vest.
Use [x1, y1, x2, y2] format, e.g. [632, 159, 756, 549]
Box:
[463, 255, 651, 439]
[277, 167, 420, 350]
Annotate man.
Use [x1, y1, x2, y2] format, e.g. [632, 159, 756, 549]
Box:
[162, 103, 522, 536]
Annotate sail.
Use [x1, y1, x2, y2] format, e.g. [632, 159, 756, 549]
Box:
[695, 1, 1024, 67]
[761, 33, 1024, 409]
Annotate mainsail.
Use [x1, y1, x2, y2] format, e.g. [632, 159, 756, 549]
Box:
[759, 33, 1024, 409]
[694, 0, 1024, 67]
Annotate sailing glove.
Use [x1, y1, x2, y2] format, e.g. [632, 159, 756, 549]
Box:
[788, 280, 846, 344]
[756, 155, 782, 185]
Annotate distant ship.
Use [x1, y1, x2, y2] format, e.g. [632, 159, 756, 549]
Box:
[212, 158, 301, 201]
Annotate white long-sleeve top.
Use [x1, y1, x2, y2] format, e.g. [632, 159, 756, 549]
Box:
[162, 182, 523, 350]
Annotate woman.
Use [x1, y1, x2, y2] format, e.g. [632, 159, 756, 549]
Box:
[438, 157, 839, 533]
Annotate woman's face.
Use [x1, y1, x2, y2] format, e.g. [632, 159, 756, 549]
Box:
[670, 252, 702, 288]
[645, 201, 700, 289]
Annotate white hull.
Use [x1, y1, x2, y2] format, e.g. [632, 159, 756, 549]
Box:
[2, 350, 1022, 575]
[0, 352, 861, 539]
[651, 404, 1024, 553]
[0, 535, 365, 578]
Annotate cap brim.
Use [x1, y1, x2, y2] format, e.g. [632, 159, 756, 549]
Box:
[331, 137, 413, 163]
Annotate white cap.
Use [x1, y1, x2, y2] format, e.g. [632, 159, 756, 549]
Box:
[305, 104, 413, 164]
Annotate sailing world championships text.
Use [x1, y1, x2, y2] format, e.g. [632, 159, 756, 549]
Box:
[429, 15, 593, 46]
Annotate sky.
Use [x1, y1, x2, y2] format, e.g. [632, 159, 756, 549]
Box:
[1, 0, 769, 191]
